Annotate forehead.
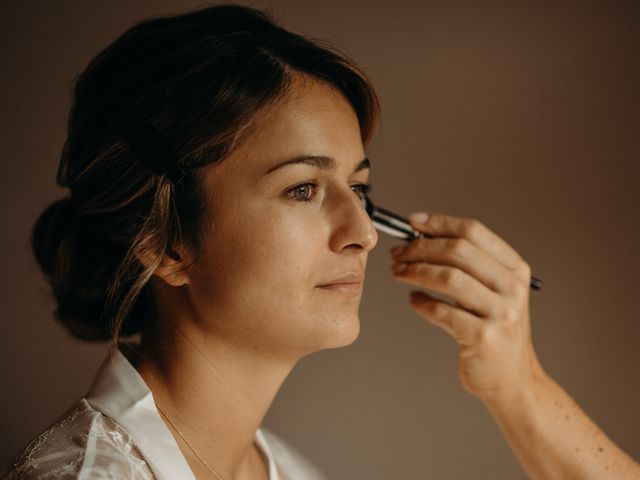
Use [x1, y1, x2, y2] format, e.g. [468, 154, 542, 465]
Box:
[211, 75, 365, 176]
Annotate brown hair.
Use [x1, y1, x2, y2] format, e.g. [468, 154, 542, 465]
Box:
[32, 4, 381, 354]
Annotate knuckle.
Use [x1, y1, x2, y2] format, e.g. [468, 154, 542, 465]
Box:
[476, 324, 494, 346]
[505, 276, 521, 292]
[502, 305, 520, 324]
[448, 314, 467, 339]
[409, 262, 423, 275]
[462, 219, 483, 238]
[430, 300, 450, 318]
[438, 268, 459, 286]
[425, 300, 451, 324]
[405, 240, 420, 256]
[511, 281, 528, 301]
[447, 238, 468, 258]
[518, 261, 532, 280]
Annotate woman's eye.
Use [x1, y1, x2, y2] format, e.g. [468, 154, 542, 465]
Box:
[285, 182, 373, 203]
[287, 183, 317, 202]
[351, 183, 373, 200]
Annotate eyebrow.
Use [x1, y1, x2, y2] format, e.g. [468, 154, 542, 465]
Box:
[264, 155, 371, 175]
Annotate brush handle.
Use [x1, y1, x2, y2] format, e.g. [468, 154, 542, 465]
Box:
[371, 206, 543, 291]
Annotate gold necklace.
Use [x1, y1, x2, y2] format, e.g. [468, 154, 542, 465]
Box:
[155, 402, 224, 480]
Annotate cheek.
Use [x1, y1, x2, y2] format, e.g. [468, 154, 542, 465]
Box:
[192, 206, 322, 309]
[186, 204, 360, 350]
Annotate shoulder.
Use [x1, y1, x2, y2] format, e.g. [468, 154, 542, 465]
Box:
[2, 399, 155, 480]
[260, 427, 328, 480]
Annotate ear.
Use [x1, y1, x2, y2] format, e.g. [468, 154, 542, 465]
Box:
[136, 243, 193, 287]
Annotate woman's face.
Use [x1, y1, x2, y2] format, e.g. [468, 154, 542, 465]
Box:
[185, 75, 378, 358]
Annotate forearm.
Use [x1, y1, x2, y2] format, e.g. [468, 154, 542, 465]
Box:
[484, 370, 640, 480]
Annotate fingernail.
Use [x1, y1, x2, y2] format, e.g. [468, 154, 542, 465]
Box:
[390, 245, 404, 256]
[409, 212, 429, 225]
[393, 262, 408, 273]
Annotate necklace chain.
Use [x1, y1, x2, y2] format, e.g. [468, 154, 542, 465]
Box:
[155, 402, 224, 480]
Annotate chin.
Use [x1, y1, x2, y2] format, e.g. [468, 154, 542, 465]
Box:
[314, 312, 361, 351]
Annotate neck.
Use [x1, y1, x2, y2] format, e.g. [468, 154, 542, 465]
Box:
[133, 319, 298, 479]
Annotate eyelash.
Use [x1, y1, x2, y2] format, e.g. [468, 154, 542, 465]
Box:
[286, 182, 373, 203]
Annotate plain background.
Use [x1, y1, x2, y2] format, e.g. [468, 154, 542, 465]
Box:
[1, 1, 639, 478]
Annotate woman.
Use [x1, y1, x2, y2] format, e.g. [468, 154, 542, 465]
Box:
[3, 4, 639, 480]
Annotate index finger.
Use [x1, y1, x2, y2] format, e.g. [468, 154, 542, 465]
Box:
[408, 211, 525, 272]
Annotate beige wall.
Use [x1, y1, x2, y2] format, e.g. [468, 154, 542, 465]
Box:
[1, 1, 638, 478]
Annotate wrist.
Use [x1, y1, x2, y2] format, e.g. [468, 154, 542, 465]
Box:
[482, 355, 550, 418]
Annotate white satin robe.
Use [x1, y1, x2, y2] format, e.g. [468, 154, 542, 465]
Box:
[3, 342, 327, 480]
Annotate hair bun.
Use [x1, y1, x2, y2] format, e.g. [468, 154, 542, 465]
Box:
[32, 197, 78, 278]
[31, 196, 136, 340]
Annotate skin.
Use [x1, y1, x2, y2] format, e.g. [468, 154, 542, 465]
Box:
[133, 72, 640, 479]
[134, 73, 376, 480]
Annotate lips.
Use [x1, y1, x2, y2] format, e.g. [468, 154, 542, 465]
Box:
[316, 273, 364, 287]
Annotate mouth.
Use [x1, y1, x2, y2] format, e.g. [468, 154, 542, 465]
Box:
[316, 273, 364, 294]
[315, 282, 363, 294]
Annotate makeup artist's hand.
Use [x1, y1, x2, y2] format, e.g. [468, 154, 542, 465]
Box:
[389, 211, 543, 402]
[389, 211, 640, 480]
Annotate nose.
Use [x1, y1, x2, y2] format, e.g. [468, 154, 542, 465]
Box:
[327, 187, 379, 253]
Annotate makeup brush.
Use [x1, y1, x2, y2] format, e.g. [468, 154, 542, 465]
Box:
[363, 195, 543, 290]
